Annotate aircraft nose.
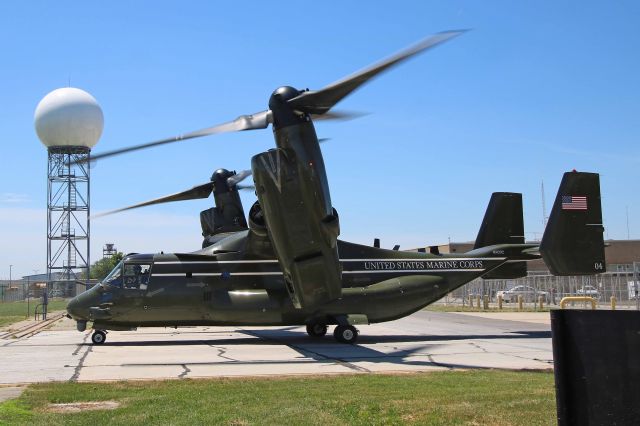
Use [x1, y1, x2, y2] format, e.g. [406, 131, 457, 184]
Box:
[66, 289, 100, 320]
[66, 296, 87, 320]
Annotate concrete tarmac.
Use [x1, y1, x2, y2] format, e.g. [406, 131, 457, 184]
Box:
[0, 311, 552, 385]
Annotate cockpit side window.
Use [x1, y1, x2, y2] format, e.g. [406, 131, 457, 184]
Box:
[123, 264, 152, 290]
[103, 261, 124, 287]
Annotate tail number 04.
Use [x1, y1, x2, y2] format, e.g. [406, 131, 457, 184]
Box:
[594, 262, 604, 271]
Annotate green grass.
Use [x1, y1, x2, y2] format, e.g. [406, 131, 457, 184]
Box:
[0, 300, 68, 327]
[0, 371, 556, 425]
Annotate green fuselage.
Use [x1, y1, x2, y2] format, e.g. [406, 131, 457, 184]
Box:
[68, 231, 509, 331]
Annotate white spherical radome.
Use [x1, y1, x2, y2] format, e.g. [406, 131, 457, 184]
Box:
[34, 87, 104, 149]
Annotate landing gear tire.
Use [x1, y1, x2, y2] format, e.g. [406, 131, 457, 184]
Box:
[306, 323, 328, 338]
[91, 330, 107, 345]
[333, 325, 358, 344]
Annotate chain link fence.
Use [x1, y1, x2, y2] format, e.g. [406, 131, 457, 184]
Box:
[0, 280, 87, 303]
[0, 282, 30, 303]
[438, 270, 640, 309]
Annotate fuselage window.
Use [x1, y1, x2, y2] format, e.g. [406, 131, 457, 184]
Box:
[123, 264, 152, 290]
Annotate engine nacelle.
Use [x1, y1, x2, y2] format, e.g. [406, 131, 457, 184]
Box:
[251, 147, 342, 309]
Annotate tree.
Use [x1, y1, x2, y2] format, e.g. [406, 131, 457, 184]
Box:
[90, 252, 124, 280]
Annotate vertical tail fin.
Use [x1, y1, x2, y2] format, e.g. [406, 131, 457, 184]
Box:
[474, 192, 526, 279]
[474, 192, 525, 248]
[540, 171, 605, 275]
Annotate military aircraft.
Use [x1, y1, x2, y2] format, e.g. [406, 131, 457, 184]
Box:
[67, 31, 606, 344]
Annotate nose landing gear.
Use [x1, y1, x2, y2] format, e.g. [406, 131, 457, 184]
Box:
[91, 330, 107, 345]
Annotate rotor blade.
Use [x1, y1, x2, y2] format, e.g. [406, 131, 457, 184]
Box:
[93, 181, 214, 218]
[310, 110, 365, 122]
[237, 184, 256, 191]
[83, 110, 272, 163]
[288, 30, 466, 115]
[227, 169, 252, 187]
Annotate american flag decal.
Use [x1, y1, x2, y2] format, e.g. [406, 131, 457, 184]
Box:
[562, 195, 587, 210]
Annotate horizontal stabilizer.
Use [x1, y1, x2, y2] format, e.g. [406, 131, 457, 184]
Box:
[483, 262, 527, 280]
[540, 171, 605, 275]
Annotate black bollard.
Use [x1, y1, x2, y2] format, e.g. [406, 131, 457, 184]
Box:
[551, 310, 640, 425]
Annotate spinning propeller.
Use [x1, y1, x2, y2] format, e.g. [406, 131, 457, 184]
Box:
[82, 30, 465, 164]
[93, 169, 253, 218]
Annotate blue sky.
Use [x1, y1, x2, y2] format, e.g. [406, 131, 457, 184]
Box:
[1, 1, 639, 278]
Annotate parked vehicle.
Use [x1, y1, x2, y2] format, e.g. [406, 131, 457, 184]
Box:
[49, 289, 64, 298]
[497, 286, 549, 303]
[576, 285, 600, 300]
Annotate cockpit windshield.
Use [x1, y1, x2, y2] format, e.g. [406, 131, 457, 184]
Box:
[102, 261, 152, 289]
[103, 261, 123, 287]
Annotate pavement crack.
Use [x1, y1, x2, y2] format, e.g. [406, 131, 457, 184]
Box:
[330, 357, 371, 373]
[498, 351, 554, 365]
[178, 364, 191, 379]
[207, 344, 236, 362]
[69, 335, 92, 382]
[71, 334, 90, 356]
[427, 355, 454, 370]
[468, 342, 490, 353]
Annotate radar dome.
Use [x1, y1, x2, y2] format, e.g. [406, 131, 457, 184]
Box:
[34, 87, 104, 149]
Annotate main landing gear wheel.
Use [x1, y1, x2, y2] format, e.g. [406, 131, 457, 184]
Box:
[306, 323, 328, 338]
[91, 330, 107, 345]
[333, 325, 358, 344]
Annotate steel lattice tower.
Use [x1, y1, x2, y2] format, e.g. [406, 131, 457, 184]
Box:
[47, 146, 91, 293]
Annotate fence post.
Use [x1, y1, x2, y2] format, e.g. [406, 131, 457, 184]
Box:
[610, 296, 616, 311]
[518, 295, 524, 311]
[498, 295, 503, 310]
[539, 295, 544, 310]
[483, 295, 489, 310]
[476, 295, 481, 310]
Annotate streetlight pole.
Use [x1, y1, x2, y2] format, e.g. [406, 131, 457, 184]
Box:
[9, 265, 12, 302]
[26, 275, 29, 318]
